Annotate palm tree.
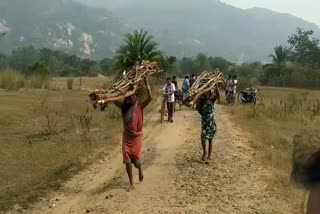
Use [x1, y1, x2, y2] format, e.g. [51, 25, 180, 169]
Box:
[264, 45, 291, 79]
[114, 30, 162, 71]
[269, 45, 290, 67]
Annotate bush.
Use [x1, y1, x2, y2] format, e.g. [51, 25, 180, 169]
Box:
[261, 64, 320, 89]
[0, 69, 25, 90]
[27, 75, 47, 89]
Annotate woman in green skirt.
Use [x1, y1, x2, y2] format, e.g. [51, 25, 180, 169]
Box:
[196, 89, 220, 162]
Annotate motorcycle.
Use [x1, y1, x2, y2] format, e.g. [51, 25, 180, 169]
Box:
[237, 88, 258, 105]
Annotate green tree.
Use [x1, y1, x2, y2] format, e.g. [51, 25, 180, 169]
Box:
[156, 54, 179, 76]
[192, 59, 201, 74]
[80, 59, 99, 77]
[269, 45, 290, 67]
[179, 57, 194, 75]
[196, 53, 210, 73]
[288, 28, 320, 66]
[114, 30, 162, 71]
[263, 45, 290, 85]
[168, 56, 177, 64]
[267, 45, 290, 74]
[32, 61, 49, 79]
[10, 45, 39, 74]
[0, 53, 8, 69]
[99, 58, 113, 74]
[208, 56, 233, 73]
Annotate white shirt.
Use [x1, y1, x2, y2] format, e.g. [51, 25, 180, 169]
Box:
[163, 83, 176, 103]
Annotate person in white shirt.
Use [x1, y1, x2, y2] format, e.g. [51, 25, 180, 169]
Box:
[232, 75, 238, 95]
[163, 77, 176, 123]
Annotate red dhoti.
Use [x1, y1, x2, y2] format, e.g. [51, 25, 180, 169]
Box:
[122, 102, 144, 164]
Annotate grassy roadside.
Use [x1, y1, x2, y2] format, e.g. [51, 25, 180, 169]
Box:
[224, 86, 320, 212]
[0, 77, 161, 212]
[0, 89, 124, 211]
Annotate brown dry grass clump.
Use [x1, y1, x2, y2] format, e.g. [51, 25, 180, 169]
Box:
[225, 86, 320, 212]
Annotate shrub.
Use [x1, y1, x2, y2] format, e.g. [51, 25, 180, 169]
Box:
[0, 69, 25, 90]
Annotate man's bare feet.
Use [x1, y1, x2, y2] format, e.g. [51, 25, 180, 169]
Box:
[127, 185, 135, 192]
[139, 169, 144, 182]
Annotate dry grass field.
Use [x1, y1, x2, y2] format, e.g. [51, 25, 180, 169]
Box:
[51, 76, 113, 90]
[0, 77, 122, 211]
[0, 76, 161, 212]
[225, 86, 320, 211]
[2, 75, 320, 213]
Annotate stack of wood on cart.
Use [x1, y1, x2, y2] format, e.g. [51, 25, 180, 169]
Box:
[183, 71, 225, 106]
[89, 60, 161, 111]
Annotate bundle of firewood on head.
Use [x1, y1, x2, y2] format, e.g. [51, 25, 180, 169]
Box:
[183, 71, 225, 107]
[89, 60, 161, 111]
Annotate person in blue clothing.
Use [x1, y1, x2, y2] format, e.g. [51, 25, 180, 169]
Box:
[182, 76, 190, 94]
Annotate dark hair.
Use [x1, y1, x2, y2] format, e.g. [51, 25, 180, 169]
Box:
[173, 76, 176, 79]
[196, 92, 212, 111]
[185, 76, 189, 79]
[167, 77, 171, 81]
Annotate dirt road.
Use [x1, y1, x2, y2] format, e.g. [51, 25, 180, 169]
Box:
[15, 102, 295, 214]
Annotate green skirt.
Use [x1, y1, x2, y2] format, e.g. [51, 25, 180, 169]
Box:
[201, 113, 217, 140]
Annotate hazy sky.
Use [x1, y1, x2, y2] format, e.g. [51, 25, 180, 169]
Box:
[221, 0, 320, 26]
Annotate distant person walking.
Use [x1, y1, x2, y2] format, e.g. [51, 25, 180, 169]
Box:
[196, 89, 220, 162]
[190, 74, 195, 87]
[182, 76, 190, 94]
[225, 75, 232, 97]
[172, 76, 178, 89]
[113, 78, 152, 191]
[163, 77, 176, 122]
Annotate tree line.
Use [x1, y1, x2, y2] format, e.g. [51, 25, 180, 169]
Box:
[1, 28, 320, 89]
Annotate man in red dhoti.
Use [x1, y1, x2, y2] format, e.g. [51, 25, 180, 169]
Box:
[114, 78, 152, 191]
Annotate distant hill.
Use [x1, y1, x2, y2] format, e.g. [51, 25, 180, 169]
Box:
[0, 0, 319, 61]
[77, 0, 320, 61]
[0, 0, 131, 58]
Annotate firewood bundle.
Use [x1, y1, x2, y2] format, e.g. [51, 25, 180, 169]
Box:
[184, 71, 225, 105]
[89, 60, 161, 110]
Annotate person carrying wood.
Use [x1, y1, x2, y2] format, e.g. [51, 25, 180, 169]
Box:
[113, 77, 152, 191]
[196, 88, 220, 162]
